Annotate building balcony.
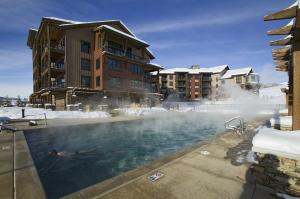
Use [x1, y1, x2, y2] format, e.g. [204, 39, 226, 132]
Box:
[50, 41, 65, 53]
[50, 83, 65, 88]
[51, 79, 65, 88]
[177, 84, 186, 87]
[103, 46, 148, 63]
[50, 62, 65, 71]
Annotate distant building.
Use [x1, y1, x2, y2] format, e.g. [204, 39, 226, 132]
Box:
[157, 65, 259, 101]
[220, 67, 260, 94]
[27, 17, 163, 109]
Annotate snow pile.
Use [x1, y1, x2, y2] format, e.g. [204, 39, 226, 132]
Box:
[116, 107, 167, 116]
[252, 128, 300, 160]
[0, 107, 110, 119]
[270, 116, 292, 128]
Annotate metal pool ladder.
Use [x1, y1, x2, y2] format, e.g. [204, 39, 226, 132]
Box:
[224, 116, 245, 135]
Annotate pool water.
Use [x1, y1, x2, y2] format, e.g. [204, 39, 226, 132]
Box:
[24, 114, 227, 199]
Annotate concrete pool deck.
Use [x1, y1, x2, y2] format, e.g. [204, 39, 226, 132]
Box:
[1, 115, 276, 199]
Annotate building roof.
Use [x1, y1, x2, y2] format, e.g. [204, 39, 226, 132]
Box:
[159, 65, 229, 75]
[97, 25, 149, 46]
[27, 17, 155, 59]
[221, 67, 253, 79]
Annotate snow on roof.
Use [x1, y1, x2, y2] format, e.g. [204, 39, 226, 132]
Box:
[288, 0, 299, 9]
[145, 47, 155, 58]
[148, 62, 163, 68]
[270, 34, 293, 43]
[159, 68, 190, 74]
[285, 34, 293, 39]
[199, 65, 229, 73]
[43, 17, 78, 24]
[252, 127, 300, 160]
[29, 28, 38, 32]
[286, 18, 295, 27]
[159, 65, 229, 75]
[221, 67, 253, 79]
[272, 45, 291, 51]
[98, 25, 149, 46]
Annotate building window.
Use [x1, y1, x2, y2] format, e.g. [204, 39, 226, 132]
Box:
[81, 58, 91, 71]
[96, 76, 100, 87]
[216, 84, 218, 88]
[108, 76, 121, 89]
[130, 64, 144, 75]
[80, 41, 90, 53]
[81, 75, 91, 88]
[236, 76, 242, 84]
[107, 58, 122, 70]
[144, 72, 151, 80]
[130, 80, 143, 89]
[169, 75, 173, 80]
[96, 58, 100, 69]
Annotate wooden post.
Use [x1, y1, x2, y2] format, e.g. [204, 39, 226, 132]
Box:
[293, 41, 300, 130]
[292, 8, 300, 130]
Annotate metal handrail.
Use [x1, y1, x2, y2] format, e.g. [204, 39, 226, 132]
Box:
[224, 116, 245, 135]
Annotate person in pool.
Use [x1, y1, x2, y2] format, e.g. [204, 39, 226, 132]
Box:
[48, 149, 64, 156]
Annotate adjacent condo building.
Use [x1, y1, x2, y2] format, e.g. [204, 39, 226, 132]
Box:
[157, 65, 260, 101]
[27, 17, 163, 109]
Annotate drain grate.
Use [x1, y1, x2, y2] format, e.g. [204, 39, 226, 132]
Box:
[147, 171, 164, 182]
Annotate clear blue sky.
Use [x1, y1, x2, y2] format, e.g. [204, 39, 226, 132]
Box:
[0, 0, 293, 97]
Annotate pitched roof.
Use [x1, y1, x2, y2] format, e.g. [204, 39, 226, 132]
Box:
[221, 67, 253, 79]
[97, 25, 149, 46]
[28, 17, 155, 58]
[159, 65, 229, 75]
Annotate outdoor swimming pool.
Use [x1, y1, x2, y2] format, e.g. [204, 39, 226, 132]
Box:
[24, 113, 229, 199]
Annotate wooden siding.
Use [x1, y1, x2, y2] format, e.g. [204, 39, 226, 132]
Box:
[65, 27, 94, 87]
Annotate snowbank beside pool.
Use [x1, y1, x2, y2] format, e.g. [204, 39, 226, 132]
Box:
[0, 107, 111, 119]
[116, 107, 167, 116]
[252, 128, 300, 160]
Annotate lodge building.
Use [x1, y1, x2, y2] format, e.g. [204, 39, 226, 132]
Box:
[27, 17, 162, 110]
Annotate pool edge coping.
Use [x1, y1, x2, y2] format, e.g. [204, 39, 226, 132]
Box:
[14, 130, 47, 199]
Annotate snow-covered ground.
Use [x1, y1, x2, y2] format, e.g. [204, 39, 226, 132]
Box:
[259, 84, 287, 104]
[0, 107, 111, 119]
[115, 107, 168, 116]
[252, 127, 300, 160]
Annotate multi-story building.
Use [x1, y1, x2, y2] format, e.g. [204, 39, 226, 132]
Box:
[157, 65, 259, 101]
[27, 17, 163, 109]
[220, 67, 260, 94]
[158, 65, 229, 100]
